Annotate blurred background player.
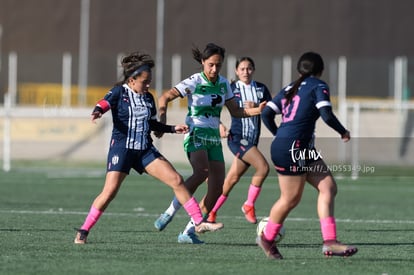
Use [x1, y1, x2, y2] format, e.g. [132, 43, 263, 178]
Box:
[257, 52, 358, 259]
[153, 43, 266, 244]
[207, 57, 272, 224]
[74, 51, 223, 244]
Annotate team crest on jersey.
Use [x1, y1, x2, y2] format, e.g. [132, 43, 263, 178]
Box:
[256, 86, 264, 99]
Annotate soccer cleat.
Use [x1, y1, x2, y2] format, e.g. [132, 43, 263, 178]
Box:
[195, 221, 224, 234]
[74, 228, 89, 244]
[322, 240, 358, 257]
[241, 204, 257, 224]
[256, 234, 283, 259]
[177, 232, 205, 244]
[154, 213, 173, 231]
[207, 211, 217, 223]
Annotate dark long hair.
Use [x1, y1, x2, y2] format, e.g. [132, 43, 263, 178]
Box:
[116, 51, 155, 85]
[284, 52, 324, 106]
[192, 43, 225, 64]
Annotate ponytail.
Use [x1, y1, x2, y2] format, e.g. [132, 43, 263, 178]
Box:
[192, 43, 225, 64]
[284, 52, 324, 106]
[284, 73, 310, 106]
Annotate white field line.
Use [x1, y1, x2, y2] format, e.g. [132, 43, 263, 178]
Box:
[1, 209, 414, 224]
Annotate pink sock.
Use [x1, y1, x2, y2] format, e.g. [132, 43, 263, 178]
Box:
[244, 184, 261, 206]
[211, 195, 228, 213]
[81, 206, 103, 231]
[263, 219, 283, 242]
[320, 216, 337, 241]
[183, 197, 203, 225]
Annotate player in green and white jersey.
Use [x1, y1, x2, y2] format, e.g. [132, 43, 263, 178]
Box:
[154, 43, 266, 244]
[176, 70, 233, 162]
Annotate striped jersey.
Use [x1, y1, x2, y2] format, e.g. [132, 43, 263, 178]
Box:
[103, 84, 157, 150]
[229, 80, 272, 144]
[175, 72, 234, 130]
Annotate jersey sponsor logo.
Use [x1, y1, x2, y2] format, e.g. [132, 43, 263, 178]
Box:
[211, 94, 223, 107]
[132, 106, 147, 112]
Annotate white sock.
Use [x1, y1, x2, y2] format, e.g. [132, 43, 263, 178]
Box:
[182, 219, 195, 235]
[165, 197, 181, 216]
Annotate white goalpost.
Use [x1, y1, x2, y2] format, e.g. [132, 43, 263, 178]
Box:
[346, 101, 414, 179]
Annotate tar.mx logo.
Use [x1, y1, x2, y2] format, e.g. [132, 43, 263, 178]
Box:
[289, 140, 322, 163]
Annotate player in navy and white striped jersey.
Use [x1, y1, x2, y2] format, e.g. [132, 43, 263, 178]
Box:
[74, 51, 223, 244]
[207, 57, 272, 224]
[257, 52, 358, 259]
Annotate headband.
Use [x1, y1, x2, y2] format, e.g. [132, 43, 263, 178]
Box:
[129, 64, 151, 78]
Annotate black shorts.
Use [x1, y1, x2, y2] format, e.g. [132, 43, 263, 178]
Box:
[227, 137, 256, 160]
[107, 144, 162, 174]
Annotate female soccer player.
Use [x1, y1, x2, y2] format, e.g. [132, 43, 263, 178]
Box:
[74, 51, 223, 244]
[153, 43, 266, 244]
[257, 52, 358, 259]
[207, 57, 272, 224]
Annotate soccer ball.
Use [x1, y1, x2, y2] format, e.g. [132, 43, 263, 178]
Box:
[256, 217, 285, 243]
